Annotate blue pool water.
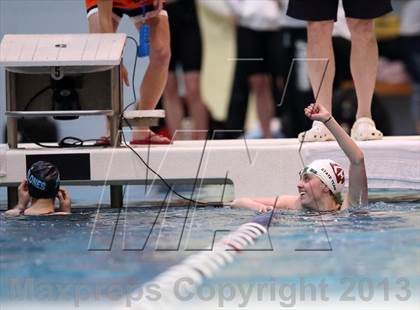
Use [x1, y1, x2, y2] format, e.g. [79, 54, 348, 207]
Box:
[0, 200, 419, 308]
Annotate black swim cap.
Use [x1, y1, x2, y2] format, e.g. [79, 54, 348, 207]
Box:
[27, 161, 60, 199]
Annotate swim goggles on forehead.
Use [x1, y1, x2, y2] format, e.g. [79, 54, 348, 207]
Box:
[299, 166, 318, 177]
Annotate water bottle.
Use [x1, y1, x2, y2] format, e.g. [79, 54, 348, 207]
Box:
[138, 24, 150, 57]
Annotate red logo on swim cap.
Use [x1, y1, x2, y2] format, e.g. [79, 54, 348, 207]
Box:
[330, 162, 345, 184]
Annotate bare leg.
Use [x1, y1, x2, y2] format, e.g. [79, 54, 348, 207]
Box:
[307, 21, 335, 112]
[133, 15, 171, 141]
[87, 13, 101, 33]
[87, 12, 119, 34]
[249, 74, 274, 138]
[163, 73, 184, 139]
[184, 71, 209, 140]
[88, 12, 120, 139]
[347, 18, 377, 119]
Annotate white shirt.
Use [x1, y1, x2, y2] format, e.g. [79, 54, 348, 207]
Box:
[226, 0, 283, 31]
[400, 0, 420, 36]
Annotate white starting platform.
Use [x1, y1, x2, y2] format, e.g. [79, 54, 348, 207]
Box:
[0, 33, 128, 147]
[0, 33, 165, 207]
[0, 137, 419, 208]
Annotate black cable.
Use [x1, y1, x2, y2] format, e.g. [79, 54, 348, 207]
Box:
[18, 84, 61, 148]
[120, 36, 225, 206]
[19, 130, 102, 149]
[23, 85, 52, 111]
[18, 35, 224, 207]
[19, 130, 63, 149]
[120, 129, 209, 206]
[21, 83, 106, 148]
[123, 36, 140, 114]
[118, 35, 140, 132]
[120, 36, 211, 206]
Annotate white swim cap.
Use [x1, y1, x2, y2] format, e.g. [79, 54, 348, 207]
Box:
[301, 159, 345, 194]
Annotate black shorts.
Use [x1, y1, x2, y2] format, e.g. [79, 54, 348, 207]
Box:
[236, 26, 284, 77]
[167, 0, 202, 72]
[287, 0, 393, 21]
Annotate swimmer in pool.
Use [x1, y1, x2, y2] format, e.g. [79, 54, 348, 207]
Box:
[231, 103, 368, 212]
[4, 161, 71, 216]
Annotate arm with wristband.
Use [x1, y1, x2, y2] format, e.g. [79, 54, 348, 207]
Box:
[305, 103, 368, 208]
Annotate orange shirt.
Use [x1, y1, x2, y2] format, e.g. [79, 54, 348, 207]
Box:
[85, 0, 155, 10]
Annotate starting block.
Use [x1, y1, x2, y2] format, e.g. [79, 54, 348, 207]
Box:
[0, 33, 128, 208]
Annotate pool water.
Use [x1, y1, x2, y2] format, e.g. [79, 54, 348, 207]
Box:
[0, 201, 419, 309]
